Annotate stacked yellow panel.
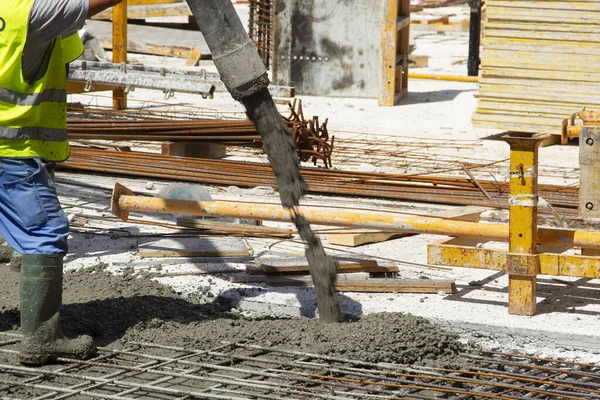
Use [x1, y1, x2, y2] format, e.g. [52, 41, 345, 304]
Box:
[472, 0, 600, 135]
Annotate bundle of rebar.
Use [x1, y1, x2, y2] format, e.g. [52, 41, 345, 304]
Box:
[60, 147, 580, 213]
[67, 118, 262, 144]
[67, 100, 334, 167]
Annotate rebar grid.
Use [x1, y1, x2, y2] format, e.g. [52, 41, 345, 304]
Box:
[0, 332, 598, 400]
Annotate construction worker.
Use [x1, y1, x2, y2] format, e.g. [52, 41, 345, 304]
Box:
[0, 0, 123, 365]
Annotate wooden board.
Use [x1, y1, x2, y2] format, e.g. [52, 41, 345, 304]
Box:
[93, 3, 191, 20]
[327, 205, 490, 247]
[473, 0, 600, 138]
[408, 54, 429, 68]
[230, 272, 370, 283]
[177, 217, 293, 238]
[231, 273, 456, 294]
[138, 237, 249, 258]
[327, 230, 406, 247]
[85, 20, 210, 58]
[254, 254, 399, 274]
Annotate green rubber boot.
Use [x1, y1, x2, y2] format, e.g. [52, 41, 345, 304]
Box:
[19, 255, 96, 365]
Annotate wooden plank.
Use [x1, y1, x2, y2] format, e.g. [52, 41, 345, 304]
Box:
[85, 20, 210, 58]
[476, 100, 588, 117]
[230, 272, 370, 283]
[185, 47, 202, 67]
[138, 237, 249, 258]
[255, 254, 399, 274]
[328, 230, 406, 247]
[411, 20, 469, 33]
[408, 54, 429, 68]
[478, 86, 600, 104]
[485, 21, 600, 35]
[490, 1, 600, 12]
[410, 14, 452, 25]
[327, 205, 489, 247]
[435, 206, 491, 221]
[481, 68, 600, 83]
[231, 273, 456, 294]
[486, 6, 600, 24]
[176, 217, 293, 238]
[333, 280, 455, 293]
[93, 3, 191, 20]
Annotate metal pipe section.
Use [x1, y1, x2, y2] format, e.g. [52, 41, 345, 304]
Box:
[111, 184, 600, 250]
[408, 72, 478, 83]
[185, 0, 269, 99]
[467, 0, 482, 76]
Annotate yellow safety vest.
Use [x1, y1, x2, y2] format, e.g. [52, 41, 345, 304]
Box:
[62, 33, 85, 64]
[0, 0, 83, 161]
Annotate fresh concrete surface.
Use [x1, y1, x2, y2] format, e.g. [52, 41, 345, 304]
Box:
[66, 13, 598, 363]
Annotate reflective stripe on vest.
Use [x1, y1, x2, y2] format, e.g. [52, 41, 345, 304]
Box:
[0, 126, 67, 142]
[0, 87, 66, 107]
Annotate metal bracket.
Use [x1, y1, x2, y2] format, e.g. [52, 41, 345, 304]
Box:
[111, 183, 133, 221]
[506, 253, 539, 276]
[84, 80, 95, 92]
[163, 89, 175, 100]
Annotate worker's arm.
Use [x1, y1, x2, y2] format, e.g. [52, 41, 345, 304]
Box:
[88, 0, 125, 18]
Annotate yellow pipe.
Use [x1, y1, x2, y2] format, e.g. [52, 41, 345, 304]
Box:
[408, 72, 478, 83]
[112, 184, 600, 249]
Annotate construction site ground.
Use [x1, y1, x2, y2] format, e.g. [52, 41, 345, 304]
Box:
[1, 7, 598, 398]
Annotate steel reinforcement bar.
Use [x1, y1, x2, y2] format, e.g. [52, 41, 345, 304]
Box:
[0, 332, 597, 399]
[59, 147, 579, 213]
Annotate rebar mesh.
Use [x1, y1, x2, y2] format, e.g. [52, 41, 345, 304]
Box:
[0, 332, 599, 399]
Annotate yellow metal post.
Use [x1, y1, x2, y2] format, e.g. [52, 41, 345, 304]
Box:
[504, 133, 548, 316]
[112, 0, 128, 110]
[379, 0, 409, 106]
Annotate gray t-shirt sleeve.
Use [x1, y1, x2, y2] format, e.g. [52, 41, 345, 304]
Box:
[28, 0, 89, 45]
[22, 0, 89, 83]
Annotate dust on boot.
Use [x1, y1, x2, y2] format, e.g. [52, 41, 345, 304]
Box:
[19, 254, 96, 365]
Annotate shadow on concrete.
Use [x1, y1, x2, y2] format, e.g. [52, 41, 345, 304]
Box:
[479, 131, 580, 148]
[219, 286, 362, 320]
[0, 287, 362, 347]
[0, 295, 234, 347]
[398, 89, 471, 106]
[447, 271, 600, 316]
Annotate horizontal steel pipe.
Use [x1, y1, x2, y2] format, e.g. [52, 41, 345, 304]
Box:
[408, 72, 478, 83]
[111, 184, 600, 249]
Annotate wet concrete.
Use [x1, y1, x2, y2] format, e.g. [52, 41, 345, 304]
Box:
[0, 264, 466, 367]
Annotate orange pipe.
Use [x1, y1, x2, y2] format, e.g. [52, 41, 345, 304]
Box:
[112, 184, 600, 249]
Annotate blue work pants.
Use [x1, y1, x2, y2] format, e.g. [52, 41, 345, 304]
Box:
[0, 158, 69, 255]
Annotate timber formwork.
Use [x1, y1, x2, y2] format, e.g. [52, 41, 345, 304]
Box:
[272, 0, 410, 103]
